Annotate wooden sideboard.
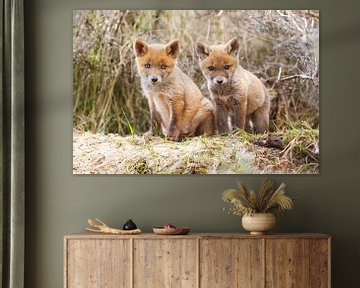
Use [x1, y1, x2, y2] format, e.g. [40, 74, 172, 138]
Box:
[64, 233, 330, 288]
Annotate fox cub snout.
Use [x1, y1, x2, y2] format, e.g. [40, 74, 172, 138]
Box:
[196, 37, 270, 134]
[134, 39, 215, 141]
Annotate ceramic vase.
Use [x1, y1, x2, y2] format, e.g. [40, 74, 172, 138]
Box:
[242, 213, 276, 235]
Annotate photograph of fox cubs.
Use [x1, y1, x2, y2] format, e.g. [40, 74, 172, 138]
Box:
[73, 10, 319, 174]
[134, 37, 269, 141]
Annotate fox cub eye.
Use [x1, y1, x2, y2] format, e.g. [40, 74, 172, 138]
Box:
[145, 63, 151, 69]
[160, 64, 168, 70]
[208, 66, 215, 71]
[223, 64, 230, 70]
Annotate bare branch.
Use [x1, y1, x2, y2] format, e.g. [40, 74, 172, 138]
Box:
[86, 218, 142, 235]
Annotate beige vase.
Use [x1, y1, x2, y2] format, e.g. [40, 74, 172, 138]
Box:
[242, 213, 276, 235]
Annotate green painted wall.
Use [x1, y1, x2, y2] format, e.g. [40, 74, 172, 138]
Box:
[24, 0, 360, 287]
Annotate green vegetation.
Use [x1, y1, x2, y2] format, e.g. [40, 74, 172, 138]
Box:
[73, 10, 319, 134]
[232, 121, 319, 173]
[73, 10, 319, 174]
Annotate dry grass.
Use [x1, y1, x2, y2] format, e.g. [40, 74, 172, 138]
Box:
[233, 122, 319, 174]
[73, 127, 318, 174]
[72, 10, 319, 174]
[73, 10, 319, 134]
[73, 130, 258, 174]
[222, 179, 294, 216]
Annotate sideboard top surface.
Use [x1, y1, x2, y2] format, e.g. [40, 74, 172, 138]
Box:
[64, 232, 330, 240]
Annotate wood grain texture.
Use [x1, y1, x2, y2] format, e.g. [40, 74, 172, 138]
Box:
[265, 239, 310, 288]
[66, 239, 131, 288]
[64, 234, 330, 288]
[200, 239, 264, 288]
[65, 233, 330, 240]
[133, 239, 197, 288]
[310, 239, 330, 288]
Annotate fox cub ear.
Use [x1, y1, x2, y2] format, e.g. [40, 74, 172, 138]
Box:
[165, 40, 180, 58]
[225, 37, 239, 56]
[134, 39, 149, 57]
[196, 42, 211, 59]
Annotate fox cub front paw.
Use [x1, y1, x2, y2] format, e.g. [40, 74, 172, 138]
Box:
[167, 126, 184, 142]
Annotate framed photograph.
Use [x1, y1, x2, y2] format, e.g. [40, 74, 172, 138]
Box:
[73, 10, 319, 174]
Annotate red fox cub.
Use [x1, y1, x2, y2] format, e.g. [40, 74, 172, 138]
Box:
[196, 38, 270, 134]
[134, 39, 215, 141]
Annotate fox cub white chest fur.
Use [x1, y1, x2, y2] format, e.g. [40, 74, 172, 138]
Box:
[197, 38, 270, 134]
[134, 39, 215, 141]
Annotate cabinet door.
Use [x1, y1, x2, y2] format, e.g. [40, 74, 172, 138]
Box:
[134, 239, 198, 288]
[309, 239, 330, 288]
[200, 239, 264, 288]
[265, 239, 328, 288]
[65, 239, 131, 288]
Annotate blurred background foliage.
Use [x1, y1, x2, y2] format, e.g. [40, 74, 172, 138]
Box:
[73, 10, 319, 135]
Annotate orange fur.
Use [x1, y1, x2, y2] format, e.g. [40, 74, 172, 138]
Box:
[197, 38, 270, 133]
[134, 39, 215, 141]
